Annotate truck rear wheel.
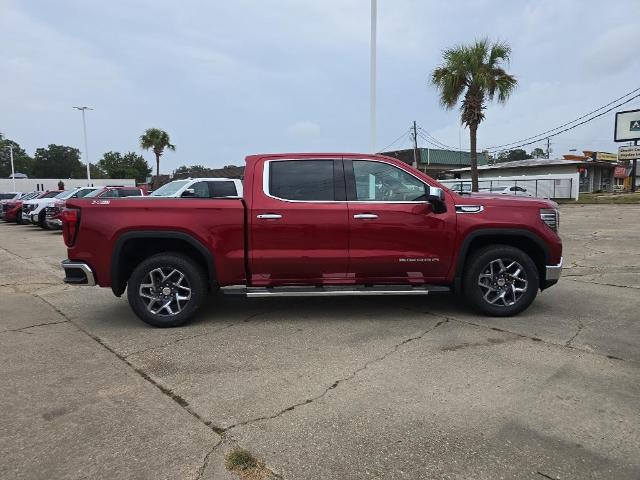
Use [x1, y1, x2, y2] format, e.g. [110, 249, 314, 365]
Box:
[463, 245, 539, 317]
[127, 253, 207, 327]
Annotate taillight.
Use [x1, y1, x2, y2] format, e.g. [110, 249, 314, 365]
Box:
[61, 208, 80, 247]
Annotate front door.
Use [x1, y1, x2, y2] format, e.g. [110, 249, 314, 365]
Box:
[346, 159, 456, 283]
[249, 158, 350, 285]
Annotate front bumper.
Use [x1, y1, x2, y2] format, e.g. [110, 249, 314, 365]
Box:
[542, 257, 563, 289]
[61, 260, 96, 286]
[45, 218, 62, 229]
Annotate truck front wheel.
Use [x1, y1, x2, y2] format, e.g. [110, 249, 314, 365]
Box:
[463, 245, 539, 317]
[127, 253, 207, 327]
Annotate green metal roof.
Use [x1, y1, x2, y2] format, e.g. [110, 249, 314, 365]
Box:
[381, 148, 488, 167]
[419, 148, 488, 166]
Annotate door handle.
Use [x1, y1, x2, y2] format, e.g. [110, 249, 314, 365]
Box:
[353, 213, 378, 219]
[257, 213, 282, 219]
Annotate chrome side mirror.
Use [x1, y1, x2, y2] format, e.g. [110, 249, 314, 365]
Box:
[181, 188, 196, 198]
[426, 186, 447, 214]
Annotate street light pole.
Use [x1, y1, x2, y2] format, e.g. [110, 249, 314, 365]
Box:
[73, 106, 93, 185]
[7, 145, 15, 191]
[370, 0, 377, 153]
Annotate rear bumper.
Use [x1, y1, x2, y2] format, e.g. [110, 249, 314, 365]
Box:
[61, 260, 96, 286]
[542, 257, 563, 289]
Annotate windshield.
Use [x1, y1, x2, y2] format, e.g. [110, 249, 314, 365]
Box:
[41, 191, 62, 199]
[150, 180, 189, 196]
[22, 192, 39, 200]
[55, 190, 74, 199]
[0, 193, 18, 200]
[84, 189, 105, 198]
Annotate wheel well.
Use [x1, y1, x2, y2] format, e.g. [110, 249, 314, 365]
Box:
[113, 236, 215, 296]
[456, 234, 547, 291]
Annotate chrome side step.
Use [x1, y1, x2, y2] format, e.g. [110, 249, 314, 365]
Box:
[222, 285, 450, 298]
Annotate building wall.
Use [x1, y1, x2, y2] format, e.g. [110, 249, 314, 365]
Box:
[0, 178, 136, 192]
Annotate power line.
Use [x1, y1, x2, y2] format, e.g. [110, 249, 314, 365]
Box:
[377, 129, 410, 153]
[490, 93, 640, 153]
[486, 86, 640, 151]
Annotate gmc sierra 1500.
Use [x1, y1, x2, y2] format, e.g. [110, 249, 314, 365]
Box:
[61, 153, 562, 327]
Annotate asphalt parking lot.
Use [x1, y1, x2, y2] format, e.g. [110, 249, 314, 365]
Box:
[1, 204, 639, 480]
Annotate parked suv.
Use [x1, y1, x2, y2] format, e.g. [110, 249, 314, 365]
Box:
[150, 178, 242, 198]
[61, 153, 562, 328]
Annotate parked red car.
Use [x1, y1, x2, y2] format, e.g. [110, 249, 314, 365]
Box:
[3, 191, 61, 224]
[61, 153, 562, 327]
[45, 186, 144, 230]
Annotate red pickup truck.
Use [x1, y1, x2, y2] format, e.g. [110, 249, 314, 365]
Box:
[61, 153, 562, 327]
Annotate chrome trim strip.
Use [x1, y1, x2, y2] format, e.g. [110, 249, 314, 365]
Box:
[262, 157, 436, 204]
[353, 213, 378, 219]
[545, 257, 563, 281]
[455, 205, 484, 214]
[246, 289, 432, 298]
[61, 260, 96, 286]
[256, 213, 282, 219]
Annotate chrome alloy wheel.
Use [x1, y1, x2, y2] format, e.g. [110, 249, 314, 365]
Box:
[138, 267, 191, 316]
[477, 258, 528, 307]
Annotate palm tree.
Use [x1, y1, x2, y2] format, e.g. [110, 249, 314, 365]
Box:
[139, 128, 176, 189]
[432, 39, 517, 191]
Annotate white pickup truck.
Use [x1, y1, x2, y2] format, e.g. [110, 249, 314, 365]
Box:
[149, 178, 243, 198]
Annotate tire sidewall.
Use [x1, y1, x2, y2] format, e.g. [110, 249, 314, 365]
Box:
[127, 253, 207, 327]
[464, 245, 539, 317]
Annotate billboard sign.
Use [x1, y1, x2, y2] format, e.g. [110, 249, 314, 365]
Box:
[618, 146, 640, 160]
[614, 109, 640, 142]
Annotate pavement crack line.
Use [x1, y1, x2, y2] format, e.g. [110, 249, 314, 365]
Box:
[32, 293, 282, 480]
[567, 277, 640, 290]
[0, 319, 69, 335]
[222, 318, 450, 432]
[565, 321, 585, 347]
[124, 310, 273, 359]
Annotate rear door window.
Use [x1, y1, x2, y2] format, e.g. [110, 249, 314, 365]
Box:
[209, 181, 237, 197]
[269, 160, 335, 201]
[118, 189, 141, 197]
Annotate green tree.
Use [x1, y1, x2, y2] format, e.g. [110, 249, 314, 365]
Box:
[497, 148, 531, 162]
[0, 134, 34, 178]
[432, 39, 518, 191]
[98, 151, 152, 183]
[32, 144, 85, 178]
[531, 147, 546, 158]
[139, 128, 175, 188]
[174, 165, 209, 179]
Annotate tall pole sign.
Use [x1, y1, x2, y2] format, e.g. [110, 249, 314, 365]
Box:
[370, 0, 377, 153]
[614, 108, 640, 192]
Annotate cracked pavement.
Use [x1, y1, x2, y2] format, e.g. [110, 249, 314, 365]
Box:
[1, 204, 639, 479]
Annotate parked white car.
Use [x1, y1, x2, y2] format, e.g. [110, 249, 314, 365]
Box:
[22, 187, 99, 228]
[149, 178, 243, 198]
[478, 185, 534, 197]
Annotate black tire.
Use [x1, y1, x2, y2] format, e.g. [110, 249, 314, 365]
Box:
[16, 209, 23, 225]
[38, 211, 47, 229]
[127, 252, 207, 327]
[463, 244, 539, 317]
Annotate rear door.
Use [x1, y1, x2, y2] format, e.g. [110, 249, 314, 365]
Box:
[346, 159, 456, 283]
[249, 158, 349, 285]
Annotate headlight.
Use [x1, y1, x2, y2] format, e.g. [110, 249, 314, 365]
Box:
[540, 208, 559, 232]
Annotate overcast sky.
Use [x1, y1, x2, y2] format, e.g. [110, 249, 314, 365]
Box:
[2, 0, 639, 172]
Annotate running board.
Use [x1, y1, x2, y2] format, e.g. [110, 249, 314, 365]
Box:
[222, 285, 450, 298]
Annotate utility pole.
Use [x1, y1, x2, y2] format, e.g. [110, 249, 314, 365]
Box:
[546, 137, 551, 159]
[411, 121, 419, 168]
[73, 106, 93, 185]
[7, 145, 15, 191]
[369, 0, 377, 153]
